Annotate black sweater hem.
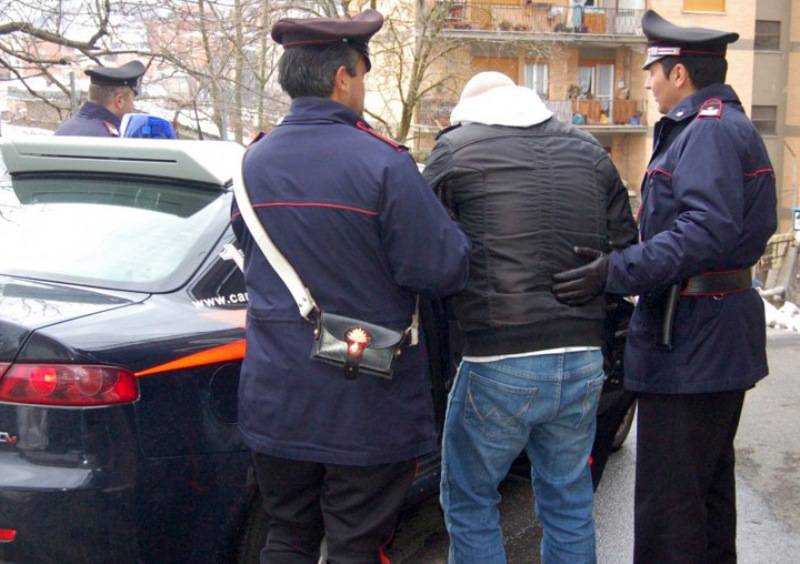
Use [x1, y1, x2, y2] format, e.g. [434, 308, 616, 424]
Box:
[463, 318, 604, 357]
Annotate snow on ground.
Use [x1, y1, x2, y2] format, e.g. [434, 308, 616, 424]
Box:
[763, 298, 800, 333]
[0, 123, 53, 137]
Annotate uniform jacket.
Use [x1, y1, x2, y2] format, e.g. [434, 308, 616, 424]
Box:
[232, 97, 471, 466]
[54, 102, 121, 137]
[424, 119, 637, 356]
[606, 84, 777, 393]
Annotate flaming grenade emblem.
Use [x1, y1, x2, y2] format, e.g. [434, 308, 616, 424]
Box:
[346, 327, 371, 359]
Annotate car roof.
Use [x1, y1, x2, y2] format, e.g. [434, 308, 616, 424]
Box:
[0, 136, 245, 186]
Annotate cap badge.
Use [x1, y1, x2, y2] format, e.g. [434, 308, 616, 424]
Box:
[647, 46, 682, 57]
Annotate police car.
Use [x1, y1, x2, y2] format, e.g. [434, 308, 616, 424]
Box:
[0, 136, 633, 563]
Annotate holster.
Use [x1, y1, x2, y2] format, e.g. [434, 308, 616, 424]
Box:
[651, 268, 752, 351]
[311, 313, 407, 380]
[659, 284, 681, 350]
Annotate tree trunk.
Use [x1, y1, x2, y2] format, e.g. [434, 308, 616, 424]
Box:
[257, 0, 270, 130]
[233, 0, 244, 144]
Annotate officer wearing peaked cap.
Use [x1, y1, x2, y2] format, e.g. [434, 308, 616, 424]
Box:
[232, 10, 470, 563]
[55, 60, 145, 137]
[552, 10, 777, 563]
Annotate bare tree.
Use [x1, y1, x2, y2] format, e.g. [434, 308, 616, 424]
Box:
[365, 0, 472, 143]
[1, 0, 549, 146]
[368, 0, 552, 147]
[142, 0, 311, 142]
[0, 0, 115, 116]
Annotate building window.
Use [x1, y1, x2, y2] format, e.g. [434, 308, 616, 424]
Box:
[755, 20, 781, 50]
[578, 66, 593, 97]
[577, 64, 614, 113]
[525, 63, 548, 100]
[683, 0, 725, 12]
[751, 106, 777, 136]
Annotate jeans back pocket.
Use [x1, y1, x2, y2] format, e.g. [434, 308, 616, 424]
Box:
[578, 373, 606, 429]
[464, 370, 538, 440]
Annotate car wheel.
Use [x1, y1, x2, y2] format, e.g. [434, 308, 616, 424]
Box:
[611, 401, 636, 452]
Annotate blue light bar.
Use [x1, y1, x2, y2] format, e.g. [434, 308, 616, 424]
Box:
[120, 114, 176, 139]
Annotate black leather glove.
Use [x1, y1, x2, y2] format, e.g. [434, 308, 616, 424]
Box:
[552, 247, 609, 306]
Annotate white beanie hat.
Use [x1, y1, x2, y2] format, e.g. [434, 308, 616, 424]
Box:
[450, 71, 553, 127]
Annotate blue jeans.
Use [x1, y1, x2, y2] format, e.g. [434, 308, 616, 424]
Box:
[440, 350, 604, 564]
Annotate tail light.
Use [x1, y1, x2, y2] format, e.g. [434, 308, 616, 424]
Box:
[0, 364, 138, 407]
[0, 528, 16, 543]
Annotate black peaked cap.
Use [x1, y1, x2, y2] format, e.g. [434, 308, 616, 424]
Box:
[641, 10, 739, 69]
[271, 10, 384, 70]
[85, 60, 146, 92]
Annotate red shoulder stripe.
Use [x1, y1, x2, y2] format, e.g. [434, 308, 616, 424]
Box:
[355, 121, 407, 152]
[744, 168, 774, 178]
[249, 130, 269, 145]
[696, 97, 723, 120]
[646, 167, 672, 178]
[231, 201, 378, 219]
[103, 120, 120, 136]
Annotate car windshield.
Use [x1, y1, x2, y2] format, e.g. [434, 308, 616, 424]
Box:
[0, 158, 229, 293]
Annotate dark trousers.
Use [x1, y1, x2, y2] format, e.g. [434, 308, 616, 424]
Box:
[634, 390, 745, 564]
[252, 452, 415, 564]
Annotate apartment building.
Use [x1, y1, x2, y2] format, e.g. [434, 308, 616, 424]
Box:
[650, 0, 799, 232]
[412, 0, 799, 231]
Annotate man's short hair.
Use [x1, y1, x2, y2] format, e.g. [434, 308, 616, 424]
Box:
[660, 56, 727, 90]
[278, 44, 359, 99]
[89, 83, 129, 106]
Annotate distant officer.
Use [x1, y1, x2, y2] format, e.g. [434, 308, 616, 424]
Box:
[232, 10, 470, 564]
[552, 10, 777, 563]
[55, 60, 145, 137]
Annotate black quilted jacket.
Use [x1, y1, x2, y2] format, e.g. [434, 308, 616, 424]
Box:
[423, 118, 637, 356]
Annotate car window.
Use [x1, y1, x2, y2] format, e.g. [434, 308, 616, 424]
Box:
[191, 249, 247, 309]
[0, 162, 230, 293]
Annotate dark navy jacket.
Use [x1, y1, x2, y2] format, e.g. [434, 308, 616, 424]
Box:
[606, 84, 777, 394]
[54, 102, 121, 137]
[232, 98, 471, 465]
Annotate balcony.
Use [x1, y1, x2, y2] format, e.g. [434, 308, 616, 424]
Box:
[416, 97, 648, 134]
[440, 3, 644, 44]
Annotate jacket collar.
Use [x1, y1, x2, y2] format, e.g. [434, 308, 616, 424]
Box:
[78, 101, 121, 127]
[664, 83, 740, 122]
[282, 97, 363, 127]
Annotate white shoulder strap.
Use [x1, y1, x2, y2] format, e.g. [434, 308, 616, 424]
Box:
[233, 153, 419, 345]
[232, 160, 318, 320]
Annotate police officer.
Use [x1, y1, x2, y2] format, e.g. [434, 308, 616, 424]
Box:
[55, 60, 145, 137]
[552, 10, 777, 563]
[232, 10, 470, 564]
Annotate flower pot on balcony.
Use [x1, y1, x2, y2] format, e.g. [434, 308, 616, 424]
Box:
[449, 5, 464, 19]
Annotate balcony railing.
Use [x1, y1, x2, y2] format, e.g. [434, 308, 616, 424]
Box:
[546, 98, 646, 126]
[417, 97, 647, 129]
[441, 3, 644, 36]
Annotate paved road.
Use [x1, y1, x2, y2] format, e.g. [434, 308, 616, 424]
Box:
[390, 330, 800, 563]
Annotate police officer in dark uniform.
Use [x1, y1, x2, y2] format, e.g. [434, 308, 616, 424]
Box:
[552, 10, 777, 563]
[55, 60, 145, 137]
[231, 10, 471, 564]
